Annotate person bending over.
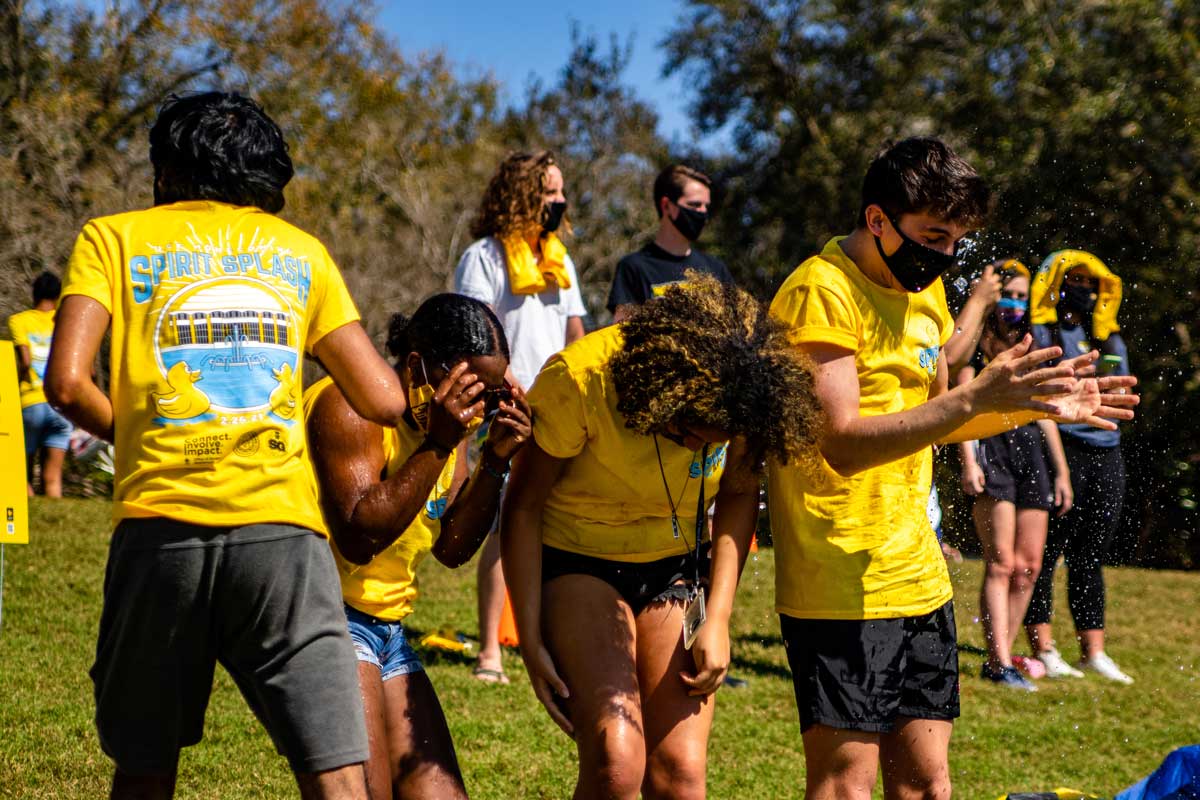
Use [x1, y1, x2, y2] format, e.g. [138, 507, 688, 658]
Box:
[306, 294, 532, 800]
[503, 274, 822, 800]
[767, 137, 1138, 800]
[46, 92, 408, 800]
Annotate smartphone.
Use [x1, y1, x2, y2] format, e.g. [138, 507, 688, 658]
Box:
[1098, 355, 1123, 375]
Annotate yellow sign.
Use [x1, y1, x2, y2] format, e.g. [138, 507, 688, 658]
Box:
[0, 341, 29, 544]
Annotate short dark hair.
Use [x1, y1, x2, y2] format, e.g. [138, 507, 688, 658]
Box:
[150, 92, 294, 213]
[857, 137, 991, 229]
[386, 294, 509, 365]
[32, 271, 61, 304]
[652, 164, 712, 218]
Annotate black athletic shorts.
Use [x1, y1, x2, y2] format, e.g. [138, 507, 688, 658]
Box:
[780, 602, 960, 733]
[541, 544, 709, 615]
[978, 423, 1054, 511]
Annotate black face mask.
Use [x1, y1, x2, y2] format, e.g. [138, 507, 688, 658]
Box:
[670, 203, 708, 241]
[873, 213, 959, 293]
[541, 200, 567, 233]
[1060, 282, 1098, 314]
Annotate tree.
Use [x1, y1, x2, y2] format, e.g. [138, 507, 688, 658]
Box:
[664, 0, 1200, 566]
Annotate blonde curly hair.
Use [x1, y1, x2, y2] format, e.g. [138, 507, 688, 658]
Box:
[469, 150, 571, 240]
[610, 273, 823, 466]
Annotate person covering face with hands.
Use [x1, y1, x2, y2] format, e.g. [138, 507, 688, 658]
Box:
[305, 293, 532, 800]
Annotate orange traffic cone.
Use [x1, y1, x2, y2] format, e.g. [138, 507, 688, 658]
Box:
[750, 534, 758, 553]
[498, 591, 520, 647]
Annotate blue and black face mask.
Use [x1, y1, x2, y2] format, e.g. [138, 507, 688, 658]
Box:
[996, 296, 1027, 326]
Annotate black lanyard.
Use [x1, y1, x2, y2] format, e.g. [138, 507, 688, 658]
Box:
[654, 436, 708, 591]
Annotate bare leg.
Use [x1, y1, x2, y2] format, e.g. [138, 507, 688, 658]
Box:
[382, 671, 467, 800]
[475, 529, 506, 676]
[637, 596, 715, 800]
[295, 764, 368, 800]
[42, 446, 67, 498]
[543, 574, 645, 800]
[974, 496, 1017, 668]
[110, 770, 176, 800]
[880, 717, 953, 800]
[356, 663, 393, 800]
[801, 725, 880, 800]
[1009, 509, 1047, 653]
[1077, 628, 1105, 660]
[1026, 622, 1054, 655]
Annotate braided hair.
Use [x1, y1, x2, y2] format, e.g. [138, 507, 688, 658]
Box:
[386, 294, 509, 365]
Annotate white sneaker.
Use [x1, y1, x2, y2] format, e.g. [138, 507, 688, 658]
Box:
[1038, 647, 1085, 678]
[1080, 652, 1134, 685]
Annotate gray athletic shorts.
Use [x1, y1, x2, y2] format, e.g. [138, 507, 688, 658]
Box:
[91, 518, 369, 775]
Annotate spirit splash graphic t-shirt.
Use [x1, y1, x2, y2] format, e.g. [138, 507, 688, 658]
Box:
[63, 200, 360, 532]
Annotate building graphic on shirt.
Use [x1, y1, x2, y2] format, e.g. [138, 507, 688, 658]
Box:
[151, 277, 300, 424]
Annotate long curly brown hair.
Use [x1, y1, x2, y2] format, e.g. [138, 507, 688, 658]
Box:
[469, 150, 571, 240]
[610, 273, 823, 466]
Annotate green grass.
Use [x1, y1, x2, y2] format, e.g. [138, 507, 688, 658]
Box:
[1, 498, 1196, 798]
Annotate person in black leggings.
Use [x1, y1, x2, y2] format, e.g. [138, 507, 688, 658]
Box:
[1023, 249, 1134, 684]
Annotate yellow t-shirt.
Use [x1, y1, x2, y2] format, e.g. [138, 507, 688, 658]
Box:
[6, 308, 56, 407]
[768, 237, 953, 620]
[303, 377, 455, 621]
[61, 200, 361, 532]
[527, 325, 727, 563]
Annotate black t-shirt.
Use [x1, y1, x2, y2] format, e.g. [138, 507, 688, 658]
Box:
[606, 242, 734, 312]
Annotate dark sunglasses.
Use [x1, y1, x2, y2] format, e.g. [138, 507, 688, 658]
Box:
[483, 381, 513, 414]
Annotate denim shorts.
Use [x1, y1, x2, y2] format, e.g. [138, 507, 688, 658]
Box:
[344, 604, 425, 681]
[23, 401, 73, 453]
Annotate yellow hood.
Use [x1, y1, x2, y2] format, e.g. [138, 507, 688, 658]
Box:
[1030, 249, 1122, 340]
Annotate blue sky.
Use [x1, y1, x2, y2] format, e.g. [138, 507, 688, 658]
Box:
[376, 0, 716, 149]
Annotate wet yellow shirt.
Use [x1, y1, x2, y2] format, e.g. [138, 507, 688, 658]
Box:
[6, 308, 55, 407]
[527, 325, 727, 563]
[61, 200, 361, 532]
[768, 237, 953, 620]
[303, 377, 455, 621]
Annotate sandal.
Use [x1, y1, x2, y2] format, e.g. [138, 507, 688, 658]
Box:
[472, 665, 510, 685]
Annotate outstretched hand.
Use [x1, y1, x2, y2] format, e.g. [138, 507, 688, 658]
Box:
[971, 335, 1075, 415]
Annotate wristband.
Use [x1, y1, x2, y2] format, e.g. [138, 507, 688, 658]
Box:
[480, 448, 511, 480]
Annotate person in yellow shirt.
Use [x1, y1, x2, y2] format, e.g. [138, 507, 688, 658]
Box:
[768, 137, 1139, 800]
[7, 271, 73, 497]
[45, 92, 409, 800]
[503, 275, 823, 800]
[305, 293, 532, 800]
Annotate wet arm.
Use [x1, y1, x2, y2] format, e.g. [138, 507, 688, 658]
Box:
[308, 385, 445, 565]
[312, 322, 406, 428]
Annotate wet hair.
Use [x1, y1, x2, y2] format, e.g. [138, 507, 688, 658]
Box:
[469, 150, 569, 240]
[611, 273, 822, 465]
[652, 164, 711, 218]
[31, 271, 61, 304]
[150, 92, 294, 213]
[386, 294, 509, 366]
[857, 137, 991, 229]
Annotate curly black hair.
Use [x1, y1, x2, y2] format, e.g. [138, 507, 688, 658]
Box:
[610, 273, 822, 465]
[386, 293, 509, 365]
[150, 92, 294, 213]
